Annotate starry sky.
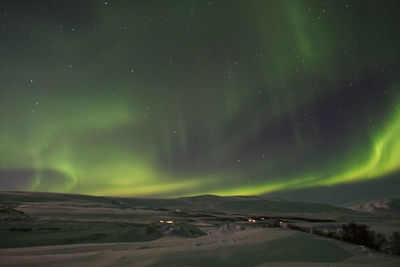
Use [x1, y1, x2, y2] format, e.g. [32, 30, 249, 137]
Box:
[0, 0, 400, 200]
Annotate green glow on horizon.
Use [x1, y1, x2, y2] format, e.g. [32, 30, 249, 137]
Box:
[210, 92, 400, 197]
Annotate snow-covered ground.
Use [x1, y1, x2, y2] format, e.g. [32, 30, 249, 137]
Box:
[1, 191, 399, 266]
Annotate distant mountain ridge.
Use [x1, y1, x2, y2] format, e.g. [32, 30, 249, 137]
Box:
[0, 191, 357, 216]
[178, 194, 351, 214]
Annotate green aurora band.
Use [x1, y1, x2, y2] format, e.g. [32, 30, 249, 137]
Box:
[207, 91, 400, 196]
[0, 0, 399, 197]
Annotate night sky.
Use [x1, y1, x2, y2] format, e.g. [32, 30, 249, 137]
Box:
[1, 0, 400, 199]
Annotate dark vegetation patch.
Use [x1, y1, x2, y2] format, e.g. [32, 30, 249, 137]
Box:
[0, 205, 31, 222]
[0, 221, 163, 248]
[152, 207, 170, 211]
[288, 222, 400, 256]
[158, 221, 206, 238]
[8, 227, 32, 232]
[38, 227, 61, 231]
[66, 233, 108, 242]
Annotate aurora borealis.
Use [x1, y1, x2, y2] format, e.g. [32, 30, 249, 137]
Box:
[1, 0, 400, 199]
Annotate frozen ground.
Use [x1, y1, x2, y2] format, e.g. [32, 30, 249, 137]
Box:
[0, 191, 399, 266]
[1, 227, 399, 267]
